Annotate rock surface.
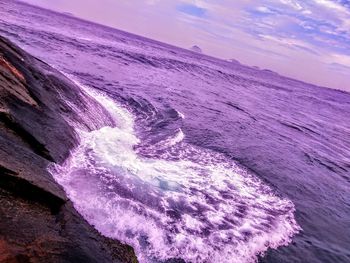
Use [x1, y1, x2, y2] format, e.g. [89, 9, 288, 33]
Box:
[0, 36, 138, 263]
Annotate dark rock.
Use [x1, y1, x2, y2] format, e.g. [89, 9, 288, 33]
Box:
[0, 36, 138, 263]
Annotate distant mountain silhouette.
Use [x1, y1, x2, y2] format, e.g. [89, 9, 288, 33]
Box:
[227, 58, 241, 64]
[190, 45, 202, 53]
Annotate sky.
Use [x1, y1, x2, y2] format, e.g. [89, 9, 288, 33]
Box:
[21, 0, 350, 91]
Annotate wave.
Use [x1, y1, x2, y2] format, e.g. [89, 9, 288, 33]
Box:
[176, 110, 185, 119]
[49, 79, 300, 263]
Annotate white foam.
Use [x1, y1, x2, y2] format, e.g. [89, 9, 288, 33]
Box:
[176, 110, 185, 119]
[150, 128, 185, 149]
[50, 86, 301, 263]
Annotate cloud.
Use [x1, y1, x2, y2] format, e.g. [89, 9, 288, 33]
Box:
[177, 4, 207, 17]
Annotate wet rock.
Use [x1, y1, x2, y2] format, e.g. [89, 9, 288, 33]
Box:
[0, 36, 138, 263]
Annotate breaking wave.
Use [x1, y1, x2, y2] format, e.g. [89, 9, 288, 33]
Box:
[50, 80, 300, 263]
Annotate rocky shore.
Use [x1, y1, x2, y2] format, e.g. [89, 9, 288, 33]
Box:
[0, 36, 138, 263]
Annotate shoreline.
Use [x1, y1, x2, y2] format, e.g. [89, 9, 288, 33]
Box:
[0, 35, 138, 263]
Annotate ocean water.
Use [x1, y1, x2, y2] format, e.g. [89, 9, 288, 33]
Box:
[1, 1, 349, 263]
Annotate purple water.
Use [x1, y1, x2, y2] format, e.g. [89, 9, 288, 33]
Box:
[1, 1, 349, 263]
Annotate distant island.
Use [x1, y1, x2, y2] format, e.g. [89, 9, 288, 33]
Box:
[190, 45, 202, 53]
[227, 58, 241, 64]
[62, 12, 75, 17]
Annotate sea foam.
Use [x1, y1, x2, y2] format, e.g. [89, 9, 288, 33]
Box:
[50, 80, 301, 263]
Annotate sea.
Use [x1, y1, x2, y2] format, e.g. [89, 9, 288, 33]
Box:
[1, 1, 349, 262]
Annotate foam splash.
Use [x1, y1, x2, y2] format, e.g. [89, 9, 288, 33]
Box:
[50, 86, 300, 263]
[176, 110, 185, 119]
[148, 128, 185, 150]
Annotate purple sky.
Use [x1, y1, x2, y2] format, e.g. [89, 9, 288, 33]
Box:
[21, 0, 350, 91]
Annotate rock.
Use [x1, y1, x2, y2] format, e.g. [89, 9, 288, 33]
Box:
[0, 36, 138, 263]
